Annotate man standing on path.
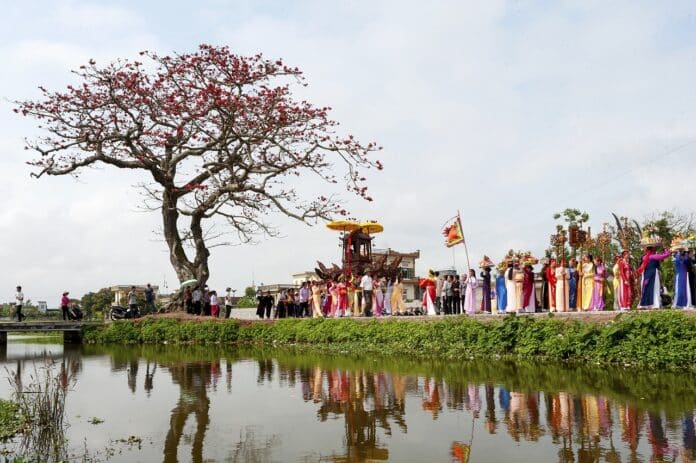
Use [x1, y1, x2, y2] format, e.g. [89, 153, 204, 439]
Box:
[451, 275, 461, 315]
[144, 283, 155, 314]
[361, 272, 374, 317]
[224, 287, 233, 318]
[298, 282, 310, 318]
[14, 286, 25, 322]
[127, 286, 138, 315]
[442, 276, 452, 315]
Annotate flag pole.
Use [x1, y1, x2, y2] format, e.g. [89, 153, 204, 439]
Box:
[459, 211, 471, 271]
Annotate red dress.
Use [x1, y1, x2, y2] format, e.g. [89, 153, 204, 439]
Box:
[618, 259, 633, 308]
[419, 278, 436, 308]
[546, 265, 557, 310]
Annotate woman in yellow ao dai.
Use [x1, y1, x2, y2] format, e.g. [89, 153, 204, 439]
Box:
[580, 255, 595, 311]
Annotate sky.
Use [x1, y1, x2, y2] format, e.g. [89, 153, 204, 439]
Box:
[1, 0, 695, 305]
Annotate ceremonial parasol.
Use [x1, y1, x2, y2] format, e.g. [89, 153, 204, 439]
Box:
[360, 221, 384, 234]
[180, 279, 198, 288]
[326, 220, 361, 232]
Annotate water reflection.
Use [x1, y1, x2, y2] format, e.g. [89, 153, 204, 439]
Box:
[5, 343, 696, 462]
[249, 355, 696, 463]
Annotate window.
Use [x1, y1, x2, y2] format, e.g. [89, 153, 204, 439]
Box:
[400, 268, 415, 279]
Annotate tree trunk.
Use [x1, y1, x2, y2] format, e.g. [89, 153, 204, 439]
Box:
[162, 188, 197, 283]
[190, 213, 211, 286]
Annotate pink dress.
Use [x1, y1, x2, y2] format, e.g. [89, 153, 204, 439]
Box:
[329, 282, 339, 316]
[372, 280, 384, 316]
[337, 282, 348, 317]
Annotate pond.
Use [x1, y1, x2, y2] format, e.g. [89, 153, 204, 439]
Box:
[1, 337, 696, 462]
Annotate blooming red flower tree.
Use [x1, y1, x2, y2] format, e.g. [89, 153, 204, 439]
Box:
[16, 44, 381, 288]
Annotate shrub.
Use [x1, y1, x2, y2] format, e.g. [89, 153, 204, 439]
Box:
[81, 311, 696, 369]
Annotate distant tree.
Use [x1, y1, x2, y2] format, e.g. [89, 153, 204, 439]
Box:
[80, 288, 114, 317]
[244, 286, 256, 298]
[15, 44, 381, 289]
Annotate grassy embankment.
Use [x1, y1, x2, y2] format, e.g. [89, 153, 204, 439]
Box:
[81, 310, 696, 370]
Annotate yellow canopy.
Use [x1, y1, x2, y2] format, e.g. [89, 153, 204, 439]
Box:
[326, 220, 361, 232]
[360, 221, 384, 234]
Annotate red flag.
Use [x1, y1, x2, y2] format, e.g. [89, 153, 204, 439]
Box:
[443, 216, 465, 248]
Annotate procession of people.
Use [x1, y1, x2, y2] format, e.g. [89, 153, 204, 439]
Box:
[252, 228, 696, 319]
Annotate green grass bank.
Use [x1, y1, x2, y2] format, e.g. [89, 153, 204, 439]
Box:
[82, 311, 696, 370]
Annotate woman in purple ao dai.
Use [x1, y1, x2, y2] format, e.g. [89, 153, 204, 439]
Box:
[591, 257, 606, 311]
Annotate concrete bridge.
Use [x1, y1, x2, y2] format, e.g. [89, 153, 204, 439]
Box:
[0, 321, 102, 345]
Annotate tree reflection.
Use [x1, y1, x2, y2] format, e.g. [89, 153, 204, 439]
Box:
[162, 361, 212, 463]
[90, 346, 696, 463]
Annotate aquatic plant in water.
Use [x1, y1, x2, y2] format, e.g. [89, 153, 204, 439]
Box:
[6, 358, 76, 462]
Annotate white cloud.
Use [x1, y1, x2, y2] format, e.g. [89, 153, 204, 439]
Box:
[1, 0, 696, 304]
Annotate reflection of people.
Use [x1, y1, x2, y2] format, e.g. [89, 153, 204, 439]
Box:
[145, 361, 156, 396]
[127, 359, 139, 394]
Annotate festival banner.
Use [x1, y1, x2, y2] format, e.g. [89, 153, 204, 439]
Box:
[443, 215, 465, 248]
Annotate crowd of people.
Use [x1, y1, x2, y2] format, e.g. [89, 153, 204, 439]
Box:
[420, 246, 696, 315]
[183, 285, 235, 318]
[9, 245, 694, 322]
[255, 273, 410, 319]
[255, 245, 695, 320]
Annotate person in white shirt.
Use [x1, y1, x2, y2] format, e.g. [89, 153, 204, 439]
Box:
[224, 287, 233, 318]
[360, 273, 374, 316]
[210, 291, 219, 317]
[15, 285, 25, 322]
[192, 287, 202, 315]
